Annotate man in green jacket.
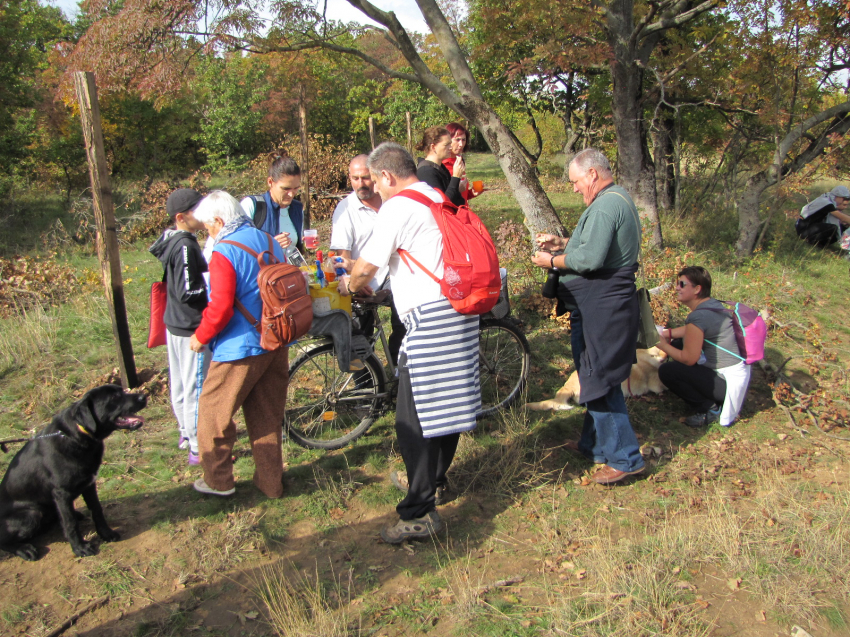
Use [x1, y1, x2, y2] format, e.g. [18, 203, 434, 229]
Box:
[532, 148, 645, 484]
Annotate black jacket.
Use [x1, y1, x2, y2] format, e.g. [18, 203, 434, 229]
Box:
[557, 265, 639, 404]
[416, 158, 465, 206]
[149, 229, 208, 336]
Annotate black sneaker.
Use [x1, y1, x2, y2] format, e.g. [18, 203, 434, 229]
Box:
[683, 406, 721, 428]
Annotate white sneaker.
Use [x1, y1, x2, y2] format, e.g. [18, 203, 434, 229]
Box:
[193, 478, 234, 496]
[178, 437, 190, 450]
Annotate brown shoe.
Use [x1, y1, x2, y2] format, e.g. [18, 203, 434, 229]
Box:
[591, 465, 645, 485]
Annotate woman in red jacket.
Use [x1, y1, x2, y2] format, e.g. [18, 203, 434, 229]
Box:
[189, 191, 289, 499]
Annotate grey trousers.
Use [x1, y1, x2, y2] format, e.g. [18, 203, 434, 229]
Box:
[166, 331, 210, 453]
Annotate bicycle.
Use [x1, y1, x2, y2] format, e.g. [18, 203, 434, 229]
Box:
[284, 276, 530, 450]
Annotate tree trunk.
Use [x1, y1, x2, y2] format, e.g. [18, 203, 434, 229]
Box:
[561, 126, 583, 181]
[343, 0, 568, 237]
[735, 172, 771, 257]
[735, 101, 850, 256]
[653, 106, 676, 211]
[606, 2, 663, 248]
[466, 98, 567, 235]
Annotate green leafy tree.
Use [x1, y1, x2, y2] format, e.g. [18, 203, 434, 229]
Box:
[192, 54, 270, 170]
[100, 93, 203, 177]
[0, 0, 71, 193]
[69, 0, 568, 236]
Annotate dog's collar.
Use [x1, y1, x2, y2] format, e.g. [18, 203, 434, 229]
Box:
[75, 423, 94, 438]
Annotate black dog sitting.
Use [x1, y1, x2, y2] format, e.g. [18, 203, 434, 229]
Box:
[0, 384, 146, 561]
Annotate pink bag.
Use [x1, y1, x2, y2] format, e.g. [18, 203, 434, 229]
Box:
[704, 301, 766, 365]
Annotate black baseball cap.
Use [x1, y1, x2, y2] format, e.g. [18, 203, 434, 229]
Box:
[166, 188, 203, 218]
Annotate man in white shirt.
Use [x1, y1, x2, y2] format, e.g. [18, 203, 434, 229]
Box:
[332, 154, 405, 364]
[347, 143, 481, 545]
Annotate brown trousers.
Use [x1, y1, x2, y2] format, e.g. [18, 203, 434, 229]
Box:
[197, 347, 289, 498]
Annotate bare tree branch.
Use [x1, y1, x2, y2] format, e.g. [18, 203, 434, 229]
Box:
[641, 0, 720, 38]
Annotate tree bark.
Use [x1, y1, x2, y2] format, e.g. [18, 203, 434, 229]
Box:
[653, 105, 676, 211]
[734, 100, 850, 256]
[606, 1, 663, 248]
[341, 0, 567, 236]
[735, 172, 771, 257]
[602, 0, 721, 249]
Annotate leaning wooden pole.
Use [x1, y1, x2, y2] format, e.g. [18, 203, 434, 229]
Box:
[74, 71, 138, 389]
[368, 116, 377, 150]
[406, 111, 413, 154]
[299, 84, 311, 230]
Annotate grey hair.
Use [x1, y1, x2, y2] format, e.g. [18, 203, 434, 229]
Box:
[367, 142, 417, 179]
[194, 190, 246, 225]
[569, 148, 613, 178]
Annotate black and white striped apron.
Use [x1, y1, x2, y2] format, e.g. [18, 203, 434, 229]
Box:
[402, 298, 480, 438]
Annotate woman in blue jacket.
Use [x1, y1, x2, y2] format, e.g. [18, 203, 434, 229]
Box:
[190, 191, 289, 498]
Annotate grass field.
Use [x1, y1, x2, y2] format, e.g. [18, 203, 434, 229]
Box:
[0, 154, 849, 636]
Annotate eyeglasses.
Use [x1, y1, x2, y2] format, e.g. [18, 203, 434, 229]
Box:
[677, 280, 691, 288]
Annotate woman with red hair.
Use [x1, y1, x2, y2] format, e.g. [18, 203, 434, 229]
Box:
[442, 122, 478, 202]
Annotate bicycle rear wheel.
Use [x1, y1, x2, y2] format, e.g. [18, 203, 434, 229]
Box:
[285, 343, 385, 450]
[478, 318, 530, 417]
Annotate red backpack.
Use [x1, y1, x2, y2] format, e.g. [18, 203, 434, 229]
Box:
[395, 189, 501, 315]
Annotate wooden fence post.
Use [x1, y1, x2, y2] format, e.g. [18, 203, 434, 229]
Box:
[299, 84, 311, 230]
[73, 71, 138, 389]
[406, 111, 413, 154]
[368, 116, 376, 150]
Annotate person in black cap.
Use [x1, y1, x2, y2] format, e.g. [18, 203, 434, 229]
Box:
[796, 185, 850, 247]
[149, 188, 210, 465]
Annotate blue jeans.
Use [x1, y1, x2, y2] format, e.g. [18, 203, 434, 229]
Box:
[571, 311, 645, 473]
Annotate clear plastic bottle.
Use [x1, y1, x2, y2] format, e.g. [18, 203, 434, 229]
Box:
[322, 250, 337, 282]
[286, 245, 308, 268]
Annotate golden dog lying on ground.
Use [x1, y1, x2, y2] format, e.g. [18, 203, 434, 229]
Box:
[527, 347, 667, 411]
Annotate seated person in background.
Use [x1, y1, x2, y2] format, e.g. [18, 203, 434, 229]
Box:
[241, 154, 304, 256]
[331, 154, 405, 365]
[442, 122, 474, 202]
[796, 185, 850, 247]
[656, 266, 751, 428]
[414, 126, 466, 206]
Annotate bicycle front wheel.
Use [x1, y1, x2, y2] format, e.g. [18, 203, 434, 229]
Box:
[285, 343, 386, 450]
[478, 318, 530, 417]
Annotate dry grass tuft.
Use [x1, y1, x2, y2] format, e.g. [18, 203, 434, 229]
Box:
[184, 509, 265, 575]
[548, 524, 715, 637]
[539, 468, 849, 634]
[0, 304, 57, 372]
[431, 538, 495, 620]
[703, 473, 850, 626]
[452, 402, 549, 497]
[254, 561, 360, 637]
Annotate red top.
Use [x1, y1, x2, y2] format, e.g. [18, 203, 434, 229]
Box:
[441, 156, 474, 201]
[194, 252, 236, 344]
